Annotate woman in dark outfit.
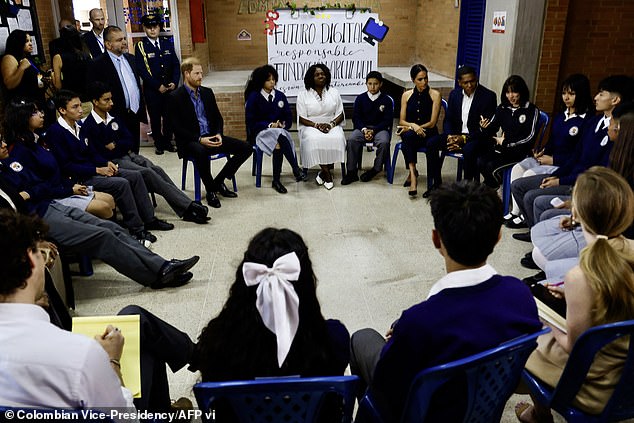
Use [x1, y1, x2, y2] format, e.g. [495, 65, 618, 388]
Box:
[398, 64, 442, 197]
[478, 74, 540, 188]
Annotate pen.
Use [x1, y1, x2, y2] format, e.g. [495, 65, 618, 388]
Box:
[547, 281, 564, 287]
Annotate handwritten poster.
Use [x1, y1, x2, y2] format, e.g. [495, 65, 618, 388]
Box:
[267, 10, 379, 96]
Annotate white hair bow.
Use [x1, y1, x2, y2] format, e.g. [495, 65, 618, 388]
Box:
[242, 252, 301, 367]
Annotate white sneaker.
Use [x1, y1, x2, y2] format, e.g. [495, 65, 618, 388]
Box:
[315, 173, 325, 185]
[324, 181, 334, 190]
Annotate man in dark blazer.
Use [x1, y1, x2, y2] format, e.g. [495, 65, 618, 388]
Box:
[168, 57, 251, 209]
[88, 25, 145, 153]
[428, 66, 497, 182]
[81, 8, 106, 59]
[135, 14, 180, 155]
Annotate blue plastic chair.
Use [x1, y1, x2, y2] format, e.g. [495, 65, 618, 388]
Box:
[359, 327, 550, 423]
[193, 375, 359, 423]
[181, 154, 238, 202]
[522, 319, 634, 423]
[494, 110, 549, 215]
[389, 99, 447, 189]
[0, 406, 114, 422]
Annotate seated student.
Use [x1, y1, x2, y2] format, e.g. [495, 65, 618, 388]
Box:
[0, 210, 134, 413]
[504, 74, 593, 228]
[192, 228, 350, 382]
[0, 138, 199, 289]
[81, 82, 210, 224]
[478, 75, 540, 188]
[350, 182, 541, 422]
[45, 89, 173, 243]
[524, 102, 634, 285]
[427, 65, 497, 184]
[0, 211, 197, 416]
[244, 65, 304, 194]
[3, 98, 115, 219]
[511, 75, 634, 239]
[341, 71, 394, 185]
[516, 167, 634, 422]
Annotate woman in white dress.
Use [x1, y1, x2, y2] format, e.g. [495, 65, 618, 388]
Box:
[296, 64, 345, 190]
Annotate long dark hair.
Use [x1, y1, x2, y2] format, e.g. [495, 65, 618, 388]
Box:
[244, 65, 278, 101]
[4, 30, 29, 59]
[195, 228, 336, 381]
[561, 73, 594, 115]
[609, 103, 634, 186]
[3, 98, 38, 147]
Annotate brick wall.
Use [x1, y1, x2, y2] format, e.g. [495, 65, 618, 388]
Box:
[415, 0, 460, 78]
[35, 0, 56, 67]
[216, 92, 247, 139]
[535, 0, 634, 117]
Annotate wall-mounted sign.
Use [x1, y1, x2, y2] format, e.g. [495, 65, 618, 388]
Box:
[492, 11, 506, 33]
[267, 9, 379, 96]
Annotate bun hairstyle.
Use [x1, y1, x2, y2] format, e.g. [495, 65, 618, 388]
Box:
[574, 167, 634, 324]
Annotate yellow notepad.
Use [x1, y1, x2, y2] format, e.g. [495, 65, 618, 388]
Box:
[72, 315, 141, 398]
[534, 297, 567, 334]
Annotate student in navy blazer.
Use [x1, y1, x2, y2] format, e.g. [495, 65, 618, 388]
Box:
[135, 14, 180, 155]
[245, 65, 303, 194]
[87, 26, 146, 154]
[168, 58, 251, 209]
[427, 66, 497, 185]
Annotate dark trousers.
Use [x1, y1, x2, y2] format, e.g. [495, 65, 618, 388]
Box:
[145, 90, 173, 149]
[118, 305, 195, 412]
[511, 174, 572, 227]
[272, 135, 300, 182]
[121, 109, 142, 154]
[181, 136, 251, 193]
[401, 130, 442, 187]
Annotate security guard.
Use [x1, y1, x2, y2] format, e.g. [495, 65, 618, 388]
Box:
[135, 13, 180, 155]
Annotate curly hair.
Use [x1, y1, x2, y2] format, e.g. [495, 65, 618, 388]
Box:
[0, 210, 47, 297]
[244, 64, 278, 101]
[303, 64, 331, 90]
[195, 228, 340, 381]
[574, 167, 634, 325]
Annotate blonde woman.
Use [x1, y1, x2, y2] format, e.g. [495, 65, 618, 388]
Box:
[516, 166, 634, 422]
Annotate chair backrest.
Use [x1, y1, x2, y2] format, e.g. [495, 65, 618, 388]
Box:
[360, 328, 549, 423]
[193, 375, 359, 423]
[0, 406, 114, 422]
[533, 110, 550, 152]
[548, 319, 634, 421]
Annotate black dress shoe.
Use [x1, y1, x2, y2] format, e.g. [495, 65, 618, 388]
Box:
[294, 168, 308, 182]
[182, 203, 210, 224]
[505, 217, 527, 229]
[155, 147, 164, 155]
[152, 256, 200, 289]
[522, 271, 546, 287]
[194, 201, 209, 214]
[216, 182, 237, 198]
[133, 229, 157, 243]
[341, 173, 359, 185]
[360, 169, 379, 182]
[513, 231, 532, 242]
[408, 190, 417, 197]
[145, 218, 175, 231]
[521, 253, 540, 270]
[272, 180, 287, 194]
[164, 144, 177, 153]
[206, 192, 221, 208]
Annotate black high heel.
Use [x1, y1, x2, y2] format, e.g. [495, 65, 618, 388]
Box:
[409, 189, 417, 197]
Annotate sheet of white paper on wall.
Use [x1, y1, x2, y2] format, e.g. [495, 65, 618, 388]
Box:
[0, 28, 9, 54]
[7, 18, 19, 33]
[31, 39, 38, 55]
[23, 0, 30, 6]
[17, 9, 34, 31]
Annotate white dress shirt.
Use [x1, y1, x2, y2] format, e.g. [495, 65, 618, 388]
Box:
[0, 304, 134, 415]
[426, 264, 497, 299]
[461, 90, 475, 134]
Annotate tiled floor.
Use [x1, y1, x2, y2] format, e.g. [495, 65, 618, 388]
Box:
[71, 141, 559, 422]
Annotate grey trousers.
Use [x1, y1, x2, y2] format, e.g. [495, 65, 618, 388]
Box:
[86, 168, 155, 232]
[346, 129, 390, 173]
[115, 153, 192, 217]
[44, 202, 165, 286]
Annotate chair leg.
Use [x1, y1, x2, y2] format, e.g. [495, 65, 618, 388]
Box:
[251, 148, 257, 176]
[385, 148, 393, 184]
[255, 148, 263, 188]
[390, 143, 402, 184]
[181, 159, 188, 190]
[502, 168, 512, 215]
[193, 164, 202, 202]
[78, 255, 94, 276]
[456, 159, 463, 181]
[340, 162, 346, 178]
